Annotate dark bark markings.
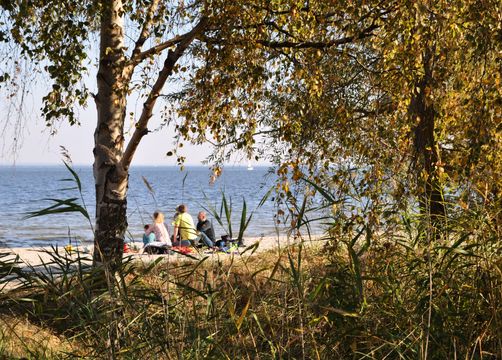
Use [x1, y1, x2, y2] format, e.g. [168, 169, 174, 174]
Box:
[93, 0, 129, 267]
[410, 47, 446, 235]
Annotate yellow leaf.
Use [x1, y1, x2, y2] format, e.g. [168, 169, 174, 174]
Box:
[235, 297, 251, 331]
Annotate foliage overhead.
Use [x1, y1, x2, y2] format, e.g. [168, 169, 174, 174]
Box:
[0, 0, 500, 227]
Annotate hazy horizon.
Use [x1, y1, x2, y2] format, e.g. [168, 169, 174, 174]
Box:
[0, 108, 270, 167]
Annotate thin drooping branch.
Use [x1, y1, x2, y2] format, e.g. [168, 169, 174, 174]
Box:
[257, 24, 379, 49]
[214, 128, 281, 147]
[121, 17, 208, 170]
[202, 22, 379, 50]
[262, 20, 300, 41]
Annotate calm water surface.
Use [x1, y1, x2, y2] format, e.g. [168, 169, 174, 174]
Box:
[0, 165, 308, 248]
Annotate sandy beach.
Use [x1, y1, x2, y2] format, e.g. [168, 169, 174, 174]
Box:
[0, 235, 325, 270]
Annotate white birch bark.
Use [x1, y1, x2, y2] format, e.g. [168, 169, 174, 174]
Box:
[93, 0, 128, 267]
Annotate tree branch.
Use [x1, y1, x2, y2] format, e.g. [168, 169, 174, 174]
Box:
[121, 17, 208, 170]
[128, 4, 207, 67]
[202, 22, 379, 51]
[130, 0, 161, 60]
[131, 33, 186, 65]
[209, 128, 281, 148]
[257, 24, 379, 49]
[263, 20, 300, 41]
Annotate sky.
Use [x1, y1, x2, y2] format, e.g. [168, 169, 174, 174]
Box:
[0, 84, 263, 167]
[0, 104, 215, 166]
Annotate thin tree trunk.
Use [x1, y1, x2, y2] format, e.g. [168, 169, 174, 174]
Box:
[410, 47, 446, 237]
[93, 0, 128, 270]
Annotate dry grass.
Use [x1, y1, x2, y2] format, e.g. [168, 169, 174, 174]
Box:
[0, 316, 77, 359]
[0, 235, 500, 359]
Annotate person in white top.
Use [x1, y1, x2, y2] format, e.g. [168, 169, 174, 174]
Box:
[145, 211, 171, 246]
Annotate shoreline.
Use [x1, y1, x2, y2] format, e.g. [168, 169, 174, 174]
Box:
[0, 235, 326, 269]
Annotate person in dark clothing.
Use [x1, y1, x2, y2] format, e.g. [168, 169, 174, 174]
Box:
[196, 211, 216, 243]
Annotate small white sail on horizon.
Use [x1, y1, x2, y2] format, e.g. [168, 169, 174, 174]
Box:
[247, 161, 254, 170]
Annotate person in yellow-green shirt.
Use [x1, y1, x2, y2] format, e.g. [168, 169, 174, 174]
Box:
[172, 204, 214, 248]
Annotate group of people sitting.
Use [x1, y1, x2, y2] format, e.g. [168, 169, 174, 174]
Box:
[142, 204, 224, 254]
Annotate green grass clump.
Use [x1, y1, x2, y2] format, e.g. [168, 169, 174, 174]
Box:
[0, 226, 499, 359]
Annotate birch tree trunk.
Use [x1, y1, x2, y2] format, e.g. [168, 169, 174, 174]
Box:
[93, 0, 128, 269]
[91, 0, 207, 269]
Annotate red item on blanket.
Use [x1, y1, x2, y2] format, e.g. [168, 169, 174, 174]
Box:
[171, 246, 193, 254]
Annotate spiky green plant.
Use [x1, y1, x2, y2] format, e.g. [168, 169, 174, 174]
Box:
[201, 189, 271, 245]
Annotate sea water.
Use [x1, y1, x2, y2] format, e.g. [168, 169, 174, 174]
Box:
[0, 165, 321, 248]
